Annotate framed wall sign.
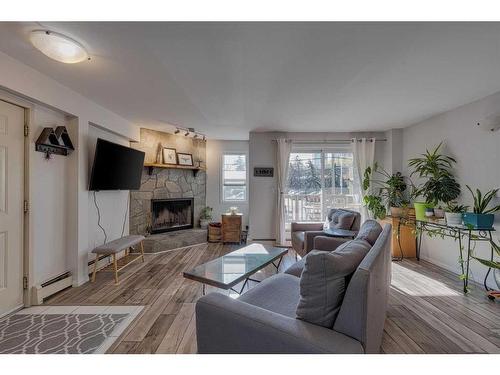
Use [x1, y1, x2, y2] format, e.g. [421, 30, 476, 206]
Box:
[177, 152, 194, 166]
[162, 147, 177, 165]
[254, 167, 274, 177]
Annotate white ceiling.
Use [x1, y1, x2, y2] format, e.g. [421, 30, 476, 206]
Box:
[2, 22, 500, 139]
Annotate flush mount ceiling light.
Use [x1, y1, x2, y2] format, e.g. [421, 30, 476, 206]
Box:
[30, 30, 90, 64]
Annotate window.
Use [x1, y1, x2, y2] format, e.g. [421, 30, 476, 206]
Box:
[222, 153, 247, 202]
[285, 147, 360, 227]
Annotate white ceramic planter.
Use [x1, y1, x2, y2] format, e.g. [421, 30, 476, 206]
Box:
[445, 212, 463, 226]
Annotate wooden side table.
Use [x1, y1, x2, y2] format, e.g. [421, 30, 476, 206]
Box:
[221, 214, 242, 244]
[379, 216, 416, 260]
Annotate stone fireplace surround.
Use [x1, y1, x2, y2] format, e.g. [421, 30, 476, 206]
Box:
[129, 167, 207, 252]
[129, 128, 207, 253]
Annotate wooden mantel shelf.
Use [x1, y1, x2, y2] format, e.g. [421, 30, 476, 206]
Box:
[144, 162, 205, 176]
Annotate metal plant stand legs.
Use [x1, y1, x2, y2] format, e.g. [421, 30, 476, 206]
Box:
[483, 231, 494, 292]
[414, 221, 495, 294]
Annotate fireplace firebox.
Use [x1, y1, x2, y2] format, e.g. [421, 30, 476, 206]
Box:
[151, 198, 194, 234]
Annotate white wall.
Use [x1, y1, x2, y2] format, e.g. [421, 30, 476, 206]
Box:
[206, 140, 249, 228]
[30, 105, 73, 284]
[402, 91, 500, 288]
[0, 51, 140, 288]
[383, 128, 404, 174]
[248, 131, 388, 240]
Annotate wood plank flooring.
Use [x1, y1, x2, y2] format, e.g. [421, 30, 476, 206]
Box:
[45, 242, 500, 354]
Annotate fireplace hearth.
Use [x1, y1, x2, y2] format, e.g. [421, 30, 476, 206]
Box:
[151, 198, 194, 234]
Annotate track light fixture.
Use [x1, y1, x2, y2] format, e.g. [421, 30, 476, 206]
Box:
[173, 126, 207, 141]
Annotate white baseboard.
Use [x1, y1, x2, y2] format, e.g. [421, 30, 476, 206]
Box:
[31, 274, 73, 305]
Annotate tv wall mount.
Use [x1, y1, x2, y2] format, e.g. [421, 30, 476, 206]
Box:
[35, 126, 74, 158]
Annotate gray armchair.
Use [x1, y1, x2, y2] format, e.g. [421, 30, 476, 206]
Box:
[195, 223, 392, 354]
[291, 208, 361, 257]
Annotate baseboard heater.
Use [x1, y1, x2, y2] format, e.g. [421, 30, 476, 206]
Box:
[31, 271, 73, 305]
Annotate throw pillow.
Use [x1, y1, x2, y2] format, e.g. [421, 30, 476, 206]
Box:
[356, 220, 383, 245]
[327, 210, 356, 230]
[296, 239, 371, 328]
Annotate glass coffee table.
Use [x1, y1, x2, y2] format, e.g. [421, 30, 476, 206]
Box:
[183, 243, 288, 295]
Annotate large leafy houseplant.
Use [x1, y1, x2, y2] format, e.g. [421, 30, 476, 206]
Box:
[363, 163, 409, 219]
[408, 142, 461, 205]
[408, 142, 460, 220]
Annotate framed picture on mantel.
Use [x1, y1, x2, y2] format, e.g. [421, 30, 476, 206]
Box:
[177, 152, 194, 166]
[162, 147, 177, 165]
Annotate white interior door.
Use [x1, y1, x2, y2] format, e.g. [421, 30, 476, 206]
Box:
[0, 100, 24, 317]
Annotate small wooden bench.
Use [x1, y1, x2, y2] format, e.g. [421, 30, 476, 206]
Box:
[91, 235, 145, 284]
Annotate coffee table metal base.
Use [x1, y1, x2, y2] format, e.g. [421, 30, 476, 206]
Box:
[200, 257, 283, 296]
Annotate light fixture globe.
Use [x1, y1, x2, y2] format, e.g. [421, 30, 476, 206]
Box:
[30, 30, 89, 64]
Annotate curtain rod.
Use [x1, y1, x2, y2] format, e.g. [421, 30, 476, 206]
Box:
[271, 138, 387, 144]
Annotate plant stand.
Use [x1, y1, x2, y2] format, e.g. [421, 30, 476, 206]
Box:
[397, 217, 495, 294]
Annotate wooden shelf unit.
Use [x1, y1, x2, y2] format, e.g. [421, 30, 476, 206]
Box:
[144, 162, 205, 176]
[221, 214, 242, 244]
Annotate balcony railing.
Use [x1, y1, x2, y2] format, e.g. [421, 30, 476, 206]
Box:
[284, 193, 361, 224]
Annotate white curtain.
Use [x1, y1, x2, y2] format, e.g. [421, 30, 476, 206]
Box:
[276, 139, 292, 246]
[352, 137, 376, 223]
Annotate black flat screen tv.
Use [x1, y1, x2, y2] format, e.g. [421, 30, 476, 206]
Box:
[89, 138, 145, 191]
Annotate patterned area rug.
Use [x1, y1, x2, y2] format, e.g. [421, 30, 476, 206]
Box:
[0, 313, 127, 354]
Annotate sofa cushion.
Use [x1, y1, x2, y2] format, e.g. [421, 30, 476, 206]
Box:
[296, 242, 370, 328]
[238, 273, 300, 318]
[333, 238, 372, 255]
[355, 220, 383, 245]
[284, 258, 306, 278]
[286, 236, 372, 278]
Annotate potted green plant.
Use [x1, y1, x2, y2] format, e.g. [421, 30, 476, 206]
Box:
[463, 186, 500, 229]
[363, 163, 409, 219]
[199, 206, 213, 229]
[408, 142, 461, 220]
[444, 202, 468, 226]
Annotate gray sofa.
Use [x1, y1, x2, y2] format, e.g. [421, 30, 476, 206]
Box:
[291, 208, 361, 257]
[195, 222, 392, 354]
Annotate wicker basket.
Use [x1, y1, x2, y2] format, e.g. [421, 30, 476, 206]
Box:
[208, 222, 222, 243]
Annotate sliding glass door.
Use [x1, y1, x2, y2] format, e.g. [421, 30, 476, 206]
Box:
[285, 146, 360, 228]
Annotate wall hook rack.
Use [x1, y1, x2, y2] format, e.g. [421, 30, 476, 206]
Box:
[35, 126, 74, 158]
